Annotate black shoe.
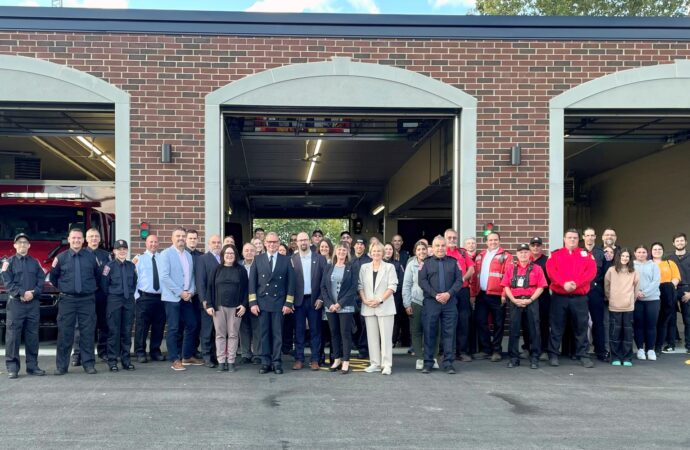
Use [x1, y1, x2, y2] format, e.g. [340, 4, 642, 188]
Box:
[549, 356, 559, 367]
[219, 362, 229, 372]
[54, 369, 67, 376]
[150, 354, 166, 362]
[580, 357, 594, 368]
[27, 368, 46, 376]
[251, 356, 262, 365]
[205, 360, 217, 369]
[530, 360, 539, 369]
[8, 371, 18, 379]
[122, 363, 135, 371]
[421, 366, 431, 374]
[137, 355, 149, 363]
[84, 366, 98, 375]
[259, 365, 271, 374]
[597, 352, 610, 363]
[274, 367, 284, 375]
[71, 358, 81, 367]
[446, 366, 456, 375]
[241, 357, 252, 364]
[507, 360, 519, 368]
[662, 345, 675, 353]
[109, 365, 119, 372]
[227, 363, 236, 373]
[329, 363, 342, 372]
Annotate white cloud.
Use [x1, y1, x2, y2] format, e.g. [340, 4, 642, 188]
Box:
[428, 0, 476, 9]
[63, 0, 129, 8]
[347, 0, 379, 14]
[246, 0, 337, 13]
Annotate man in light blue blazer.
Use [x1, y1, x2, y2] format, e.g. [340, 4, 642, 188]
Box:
[158, 227, 199, 371]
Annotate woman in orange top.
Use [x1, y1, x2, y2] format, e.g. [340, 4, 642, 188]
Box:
[651, 242, 681, 354]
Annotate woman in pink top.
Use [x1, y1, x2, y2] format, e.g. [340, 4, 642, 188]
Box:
[604, 249, 640, 367]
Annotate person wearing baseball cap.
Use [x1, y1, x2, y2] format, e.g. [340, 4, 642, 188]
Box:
[101, 239, 137, 372]
[501, 243, 548, 369]
[2, 233, 46, 379]
[527, 236, 551, 362]
[310, 229, 324, 252]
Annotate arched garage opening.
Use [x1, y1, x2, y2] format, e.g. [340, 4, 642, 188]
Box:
[550, 59, 690, 246]
[205, 57, 477, 245]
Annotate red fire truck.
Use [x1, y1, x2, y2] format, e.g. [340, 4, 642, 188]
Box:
[0, 186, 114, 342]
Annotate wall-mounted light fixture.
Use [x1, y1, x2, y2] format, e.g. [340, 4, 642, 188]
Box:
[372, 204, 385, 216]
[510, 144, 521, 166]
[161, 143, 172, 163]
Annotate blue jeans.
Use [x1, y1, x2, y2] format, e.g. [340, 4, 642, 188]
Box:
[294, 298, 322, 363]
[164, 300, 198, 361]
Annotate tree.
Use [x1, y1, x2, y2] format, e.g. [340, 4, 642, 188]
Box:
[252, 218, 349, 247]
[474, 0, 690, 16]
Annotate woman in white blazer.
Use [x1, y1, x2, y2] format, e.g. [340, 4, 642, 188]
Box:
[358, 241, 398, 375]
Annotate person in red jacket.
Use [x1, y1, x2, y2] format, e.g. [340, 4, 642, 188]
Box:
[546, 228, 597, 368]
[472, 232, 512, 362]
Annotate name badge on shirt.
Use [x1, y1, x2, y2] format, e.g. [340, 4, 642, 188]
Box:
[516, 277, 525, 288]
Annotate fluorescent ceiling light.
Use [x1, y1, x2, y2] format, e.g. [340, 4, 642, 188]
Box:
[305, 139, 322, 184]
[76, 136, 116, 169]
[372, 204, 385, 215]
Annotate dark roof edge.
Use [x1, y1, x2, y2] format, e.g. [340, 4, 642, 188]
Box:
[1, 6, 690, 40]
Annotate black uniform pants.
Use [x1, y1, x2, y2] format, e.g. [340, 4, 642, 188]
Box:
[281, 312, 295, 354]
[57, 294, 96, 371]
[200, 310, 216, 363]
[548, 294, 589, 358]
[353, 309, 369, 357]
[392, 293, 411, 347]
[259, 310, 284, 368]
[588, 285, 607, 356]
[508, 300, 540, 361]
[475, 291, 505, 354]
[609, 311, 633, 362]
[455, 287, 472, 356]
[422, 297, 458, 368]
[522, 291, 551, 355]
[656, 282, 676, 350]
[240, 313, 261, 358]
[134, 295, 166, 358]
[73, 292, 107, 360]
[106, 295, 134, 366]
[5, 298, 40, 373]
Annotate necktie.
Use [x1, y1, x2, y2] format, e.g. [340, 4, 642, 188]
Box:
[269, 255, 274, 272]
[152, 254, 160, 291]
[74, 253, 82, 294]
[438, 258, 446, 292]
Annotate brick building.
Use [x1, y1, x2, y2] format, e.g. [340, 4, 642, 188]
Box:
[1, 7, 689, 253]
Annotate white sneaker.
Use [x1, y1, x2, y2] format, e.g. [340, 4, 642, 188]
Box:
[636, 349, 646, 360]
[364, 364, 381, 373]
[415, 359, 423, 370]
[647, 350, 657, 361]
[433, 359, 440, 369]
[381, 366, 392, 375]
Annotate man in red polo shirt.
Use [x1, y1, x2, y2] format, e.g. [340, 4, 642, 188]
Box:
[546, 228, 597, 368]
[444, 228, 475, 362]
[502, 243, 547, 369]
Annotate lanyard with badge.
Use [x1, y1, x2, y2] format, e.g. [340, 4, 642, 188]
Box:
[511, 262, 533, 289]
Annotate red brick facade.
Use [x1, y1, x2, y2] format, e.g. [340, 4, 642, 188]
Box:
[2, 32, 689, 252]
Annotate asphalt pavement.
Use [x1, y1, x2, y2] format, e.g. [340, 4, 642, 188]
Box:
[1, 343, 689, 449]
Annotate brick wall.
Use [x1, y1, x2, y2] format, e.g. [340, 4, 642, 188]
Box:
[2, 32, 689, 253]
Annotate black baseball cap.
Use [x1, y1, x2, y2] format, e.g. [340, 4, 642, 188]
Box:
[114, 239, 129, 249]
[14, 233, 30, 243]
[529, 237, 543, 245]
[340, 230, 351, 237]
[354, 237, 366, 245]
[312, 229, 323, 236]
[517, 243, 530, 252]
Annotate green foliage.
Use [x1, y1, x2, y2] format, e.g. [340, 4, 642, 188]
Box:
[252, 218, 349, 245]
[475, 0, 690, 16]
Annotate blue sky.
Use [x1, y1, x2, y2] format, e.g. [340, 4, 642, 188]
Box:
[2, 0, 476, 15]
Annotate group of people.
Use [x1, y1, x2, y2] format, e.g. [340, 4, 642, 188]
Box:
[3, 224, 689, 379]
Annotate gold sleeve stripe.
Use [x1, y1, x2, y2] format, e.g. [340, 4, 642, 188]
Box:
[286, 295, 294, 303]
[248, 294, 257, 301]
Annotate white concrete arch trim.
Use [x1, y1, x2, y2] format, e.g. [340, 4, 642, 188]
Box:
[0, 55, 131, 244]
[548, 59, 690, 246]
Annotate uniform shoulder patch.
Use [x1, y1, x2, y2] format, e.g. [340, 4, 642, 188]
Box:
[1, 260, 8, 272]
[102, 265, 111, 276]
[52, 257, 59, 268]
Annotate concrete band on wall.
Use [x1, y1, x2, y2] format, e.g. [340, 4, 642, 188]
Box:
[0, 55, 131, 245]
[549, 59, 690, 247]
[205, 57, 478, 240]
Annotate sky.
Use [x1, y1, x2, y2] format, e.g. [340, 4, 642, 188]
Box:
[1, 0, 477, 15]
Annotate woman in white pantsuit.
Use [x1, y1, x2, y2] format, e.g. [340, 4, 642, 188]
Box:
[358, 241, 398, 375]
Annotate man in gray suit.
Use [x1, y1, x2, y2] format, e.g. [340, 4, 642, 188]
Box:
[291, 231, 328, 370]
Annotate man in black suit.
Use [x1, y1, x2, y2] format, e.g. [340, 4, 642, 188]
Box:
[419, 235, 463, 374]
[195, 234, 222, 368]
[249, 232, 296, 374]
[185, 229, 204, 358]
[291, 231, 328, 370]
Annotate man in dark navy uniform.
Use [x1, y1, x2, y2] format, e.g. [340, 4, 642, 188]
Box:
[2, 233, 46, 379]
[50, 228, 102, 375]
[418, 235, 463, 374]
[101, 240, 137, 372]
[72, 227, 111, 366]
[248, 231, 296, 374]
[185, 229, 204, 359]
[195, 234, 222, 368]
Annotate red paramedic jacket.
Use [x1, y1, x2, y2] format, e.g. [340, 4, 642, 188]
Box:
[546, 247, 597, 296]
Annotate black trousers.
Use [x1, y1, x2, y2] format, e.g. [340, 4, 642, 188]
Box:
[281, 312, 295, 353]
[508, 300, 540, 361]
[240, 313, 261, 358]
[609, 311, 633, 362]
[522, 291, 551, 354]
[57, 294, 96, 371]
[588, 285, 607, 356]
[106, 295, 134, 366]
[134, 295, 166, 358]
[200, 311, 216, 363]
[656, 282, 676, 350]
[422, 297, 458, 368]
[353, 309, 369, 357]
[5, 298, 40, 373]
[327, 312, 354, 361]
[392, 293, 411, 347]
[475, 291, 505, 354]
[548, 294, 589, 358]
[259, 310, 284, 368]
[678, 287, 690, 350]
[455, 287, 472, 355]
[73, 291, 107, 359]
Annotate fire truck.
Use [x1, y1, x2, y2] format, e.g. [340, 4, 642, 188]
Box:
[0, 185, 115, 343]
